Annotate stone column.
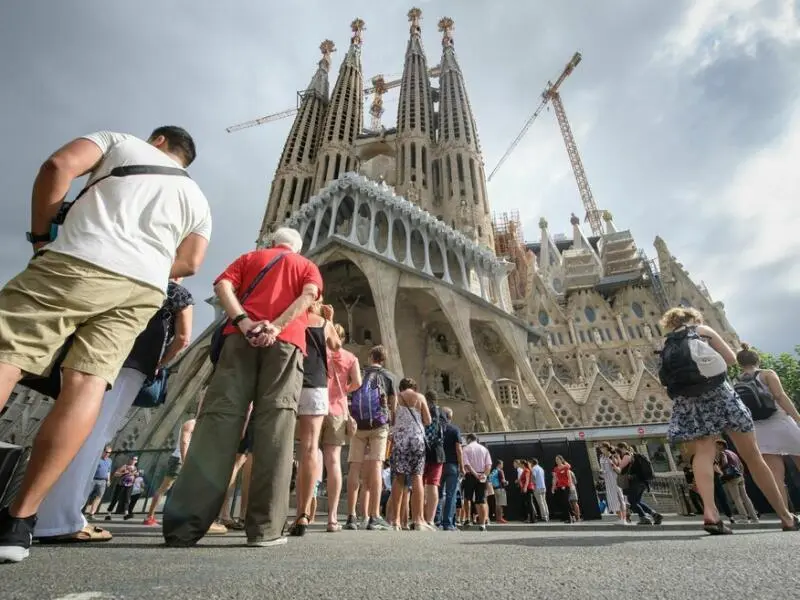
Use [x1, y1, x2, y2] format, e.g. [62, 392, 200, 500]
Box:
[493, 319, 562, 428]
[664, 442, 677, 472]
[431, 288, 508, 431]
[360, 260, 404, 375]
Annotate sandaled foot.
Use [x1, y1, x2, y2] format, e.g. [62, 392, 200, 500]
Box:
[781, 514, 800, 531]
[703, 520, 733, 535]
[38, 525, 113, 544]
[206, 521, 229, 536]
[326, 522, 341, 533]
[289, 514, 309, 537]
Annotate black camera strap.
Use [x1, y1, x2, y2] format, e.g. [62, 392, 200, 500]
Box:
[54, 165, 191, 225]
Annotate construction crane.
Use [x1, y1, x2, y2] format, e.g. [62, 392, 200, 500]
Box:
[226, 65, 441, 134]
[487, 52, 603, 237]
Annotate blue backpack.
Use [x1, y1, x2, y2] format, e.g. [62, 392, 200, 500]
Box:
[349, 368, 389, 430]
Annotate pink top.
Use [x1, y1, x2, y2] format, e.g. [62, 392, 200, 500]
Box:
[462, 441, 492, 476]
[327, 348, 357, 417]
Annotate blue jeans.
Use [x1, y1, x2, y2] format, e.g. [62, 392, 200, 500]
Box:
[437, 463, 460, 529]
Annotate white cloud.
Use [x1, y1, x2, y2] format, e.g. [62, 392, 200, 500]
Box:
[659, 0, 800, 70]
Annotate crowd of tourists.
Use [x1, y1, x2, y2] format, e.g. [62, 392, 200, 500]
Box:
[0, 126, 799, 563]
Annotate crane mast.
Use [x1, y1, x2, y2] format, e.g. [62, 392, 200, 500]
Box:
[488, 51, 604, 237]
[548, 90, 602, 237]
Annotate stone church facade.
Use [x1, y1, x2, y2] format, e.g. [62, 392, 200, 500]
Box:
[0, 10, 739, 451]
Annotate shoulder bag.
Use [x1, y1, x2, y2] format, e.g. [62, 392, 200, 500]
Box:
[209, 252, 288, 365]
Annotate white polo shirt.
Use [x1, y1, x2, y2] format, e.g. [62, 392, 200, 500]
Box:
[46, 131, 212, 292]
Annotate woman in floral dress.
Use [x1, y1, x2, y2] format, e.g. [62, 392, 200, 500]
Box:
[389, 378, 432, 530]
[659, 307, 799, 535]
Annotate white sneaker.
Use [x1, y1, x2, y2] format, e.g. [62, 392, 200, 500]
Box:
[247, 536, 288, 547]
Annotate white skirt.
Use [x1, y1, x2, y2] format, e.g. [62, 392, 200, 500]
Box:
[298, 387, 329, 416]
[754, 408, 800, 455]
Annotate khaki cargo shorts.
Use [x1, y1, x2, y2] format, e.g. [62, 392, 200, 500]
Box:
[0, 251, 164, 386]
[320, 414, 348, 447]
[348, 426, 389, 463]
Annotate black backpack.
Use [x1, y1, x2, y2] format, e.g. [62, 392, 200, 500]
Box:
[734, 371, 777, 421]
[631, 452, 654, 482]
[658, 327, 726, 398]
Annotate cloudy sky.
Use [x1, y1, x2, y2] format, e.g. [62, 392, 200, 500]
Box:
[1, 0, 798, 354]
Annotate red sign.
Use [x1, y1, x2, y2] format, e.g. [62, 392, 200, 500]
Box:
[637, 426, 645, 436]
[578, 431, 585, 439]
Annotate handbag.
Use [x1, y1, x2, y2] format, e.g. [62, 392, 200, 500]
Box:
[209, 252, 288, 365]
[133, 367, 169, 408]
[331, 356, 357, 437]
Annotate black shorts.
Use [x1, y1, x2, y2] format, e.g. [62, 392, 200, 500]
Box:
[462, 473, 487, 505]
[237, 422, 253, 455]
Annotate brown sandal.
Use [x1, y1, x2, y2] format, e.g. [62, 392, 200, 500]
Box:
[38, 525, 113, 544]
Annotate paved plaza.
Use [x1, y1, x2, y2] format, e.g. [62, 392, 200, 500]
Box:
[3, 519, 798, 600]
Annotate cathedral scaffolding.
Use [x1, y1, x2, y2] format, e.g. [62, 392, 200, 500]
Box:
[492, 210, 524, 258]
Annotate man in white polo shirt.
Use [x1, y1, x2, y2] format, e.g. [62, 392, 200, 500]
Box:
[461, 433, 492, 531]
[0, 126, 212, 563]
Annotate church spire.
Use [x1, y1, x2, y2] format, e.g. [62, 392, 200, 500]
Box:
[259, 40, 334, 243]
[435, 17, 494, 250]
[312, 19, 365, 191]
[395, 7, 436, 210]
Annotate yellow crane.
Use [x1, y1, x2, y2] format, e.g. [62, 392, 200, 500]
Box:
[226, 65, 441, 134]
[488, 52, 603, 237]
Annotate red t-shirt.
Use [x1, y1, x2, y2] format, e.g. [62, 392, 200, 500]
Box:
[553, 463, 572, 489]
[214, 247, 323, 354]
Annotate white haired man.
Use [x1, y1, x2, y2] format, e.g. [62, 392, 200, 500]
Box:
[163, 227, 323, 548]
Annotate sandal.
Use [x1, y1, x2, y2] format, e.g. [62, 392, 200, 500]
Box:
[288, 513, 310, 537]
[781, 514, 800, 532]
[703, 520, 733, 536]
[38, 525, 113, 544]
[326, 522, 341, 533]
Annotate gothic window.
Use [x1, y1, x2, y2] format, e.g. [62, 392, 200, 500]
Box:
[632, 302, 644, 318]
[579, 330, 586, 343]
[456, 155, 465, 183]
[322, 155, 330, 183]
[598, 358, 621, 380]
[446, 156, 453, 197]
[557, 332, 564, 344]
[538, 310, 549, 326]
[421, 146, 428, 188]
[432, 159, 440, 197]
[628, 326, 636, 339]
[469, 159, 478, 204]
[636, 325, 643, 338]
[410, 142, 417, 170]
[617, 326, 624, 340]
[288, 177, 298, 207]
[299, 178, 311, 206]
[605, 328, 613, 340]
[567, 330, 574, 344]
[584, 307, 597, 323]
[333, 154, 342, 181]
[552, 278, 563, 293]
[478, 226, 483, 238]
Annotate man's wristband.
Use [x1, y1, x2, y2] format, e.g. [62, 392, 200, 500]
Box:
[231, 313, 248, 327]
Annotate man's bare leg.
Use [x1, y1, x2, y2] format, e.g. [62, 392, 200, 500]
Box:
[0, 363, 23, 414]
[10, 368, 107, 517]
[145, 477, 176, 522]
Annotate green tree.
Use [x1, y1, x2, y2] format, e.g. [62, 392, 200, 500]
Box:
[729, 346, 800, 408]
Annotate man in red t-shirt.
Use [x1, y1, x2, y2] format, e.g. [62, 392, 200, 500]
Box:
[164, 227, 323, 548]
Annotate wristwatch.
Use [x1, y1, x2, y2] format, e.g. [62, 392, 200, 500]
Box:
[231, 313, 248, 327]
[26, 231, 54, 244]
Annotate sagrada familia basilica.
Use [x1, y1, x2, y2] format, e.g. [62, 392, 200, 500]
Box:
[0, 11, 740, 451]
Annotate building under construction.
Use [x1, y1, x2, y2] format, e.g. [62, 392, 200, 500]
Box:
[1, 9, 742, 451]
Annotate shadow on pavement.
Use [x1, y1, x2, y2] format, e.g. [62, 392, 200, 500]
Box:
[462, 534, 711, 548]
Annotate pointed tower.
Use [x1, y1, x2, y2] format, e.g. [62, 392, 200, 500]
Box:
[259, 41, 334, 243]
[395, 8, 436, 209]
[312, 19, 365, 191]
[435, 17, 494, 250]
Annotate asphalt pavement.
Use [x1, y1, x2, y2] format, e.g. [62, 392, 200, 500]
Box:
[3, 518, 798, 600]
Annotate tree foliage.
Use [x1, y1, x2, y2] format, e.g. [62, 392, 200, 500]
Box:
[729, 346, 800, 408]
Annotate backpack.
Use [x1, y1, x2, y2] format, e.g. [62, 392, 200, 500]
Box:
[631, 452, 654, 482]
[658, 326, 727, 398]
[424, 405, 446, 463]
[734, 371, 777, 421]
[719, 449, 743, 482]
[349, 367, 389, 430]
